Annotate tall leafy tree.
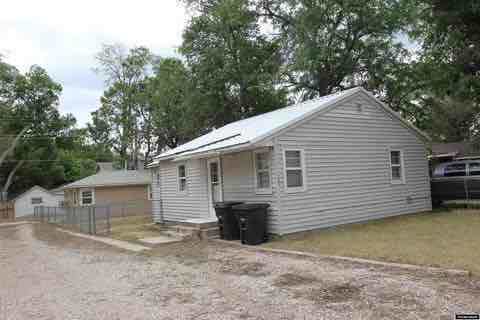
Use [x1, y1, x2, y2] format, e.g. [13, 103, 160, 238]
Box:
[0, 61, 78, 196]
[412, 0, 480, 141]
[180, 0, 288, 128]
[147, 58, 203, 150]
[260, 0, 416, 102]
[93, 44, 152, 169]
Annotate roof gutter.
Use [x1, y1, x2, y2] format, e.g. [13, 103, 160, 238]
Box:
[171, 142, 252, 162]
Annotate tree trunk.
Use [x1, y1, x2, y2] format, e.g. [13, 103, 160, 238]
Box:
[2, 159, 25, 194]
[0, 127, 28, 167]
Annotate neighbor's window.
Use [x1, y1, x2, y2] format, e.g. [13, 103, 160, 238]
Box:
[80, 189, 94, 205]
[31, 197, 42, 204]
[445, 163, 466, 177]
[390, 150, 405, 183]
[254, 150, 271, 193]
[284, 149, 306, 191]
[178, 164, 187, 192]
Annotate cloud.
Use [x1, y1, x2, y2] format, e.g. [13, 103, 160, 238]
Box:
[0, 0, 186, 126]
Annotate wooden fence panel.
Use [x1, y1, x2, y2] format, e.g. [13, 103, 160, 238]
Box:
[0, 201, 15, 220]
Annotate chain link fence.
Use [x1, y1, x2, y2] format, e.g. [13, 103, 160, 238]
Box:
[34, 200, 159, 235]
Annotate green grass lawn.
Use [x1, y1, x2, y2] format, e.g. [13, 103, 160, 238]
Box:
[264, 208, 480, 274]
[108, 215, 160, 241]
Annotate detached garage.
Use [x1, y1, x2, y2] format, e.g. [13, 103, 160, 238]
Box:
[13, 186, 64, 218]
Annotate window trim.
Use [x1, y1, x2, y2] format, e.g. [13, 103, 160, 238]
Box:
[253, 150, 272, 195]
[389, 148, 406, 184]
[31, 197, 43, 205]
[80, 188, 95, 206]
[283, 148, 307, 193]
[177, 163, 188, 193]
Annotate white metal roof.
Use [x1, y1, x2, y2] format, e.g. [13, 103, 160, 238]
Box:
[150, 87, 361, 165]
[62, 170, 151, 189]
[149, 86, 428, 165]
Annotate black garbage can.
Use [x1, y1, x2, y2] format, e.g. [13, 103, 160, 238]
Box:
[214, 201, 243, 240]
[232, 203, 270, 245]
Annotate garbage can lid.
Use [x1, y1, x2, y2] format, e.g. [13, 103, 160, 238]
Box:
[214, 201, 244, 208]
[232, 203, 270, 211]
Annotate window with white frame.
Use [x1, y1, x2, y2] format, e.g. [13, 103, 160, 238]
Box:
[390, 150, 405, 183]
[80, 189, 94, 205]
[73, 191, 78, 205]
[31, 197, 42, 204]
[178, 164, 187, 192]
[284, 149, 306, 191]
[254, 150, 271, 193]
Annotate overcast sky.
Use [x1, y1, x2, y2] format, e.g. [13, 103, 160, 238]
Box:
[0, 0, 186, 126]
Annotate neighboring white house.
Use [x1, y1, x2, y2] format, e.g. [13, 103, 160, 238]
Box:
[13, 186, 64, 218]
[148, 87, 432, 235]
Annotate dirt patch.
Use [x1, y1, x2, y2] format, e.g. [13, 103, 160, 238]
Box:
[213, 257, 267, 277]
[172, 290, 194, 304]
[296, 282, 363, 304]
[272, 273, 318, 287]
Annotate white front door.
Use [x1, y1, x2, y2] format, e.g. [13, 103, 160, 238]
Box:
[207, 158, 223, 217]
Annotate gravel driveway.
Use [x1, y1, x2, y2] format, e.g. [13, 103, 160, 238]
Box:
[1, 223, 480, 319]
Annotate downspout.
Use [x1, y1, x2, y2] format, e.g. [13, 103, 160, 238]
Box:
[273, 136, 283, 235]
[220, 155, 225, 202]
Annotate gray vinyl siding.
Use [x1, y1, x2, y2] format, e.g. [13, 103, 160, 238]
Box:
[275, 91, 431, 234]
[152, 159, 209, 222]
[221, 150, 281, 233]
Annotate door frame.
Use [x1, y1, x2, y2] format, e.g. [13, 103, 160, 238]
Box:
[207, 157, 223, 217]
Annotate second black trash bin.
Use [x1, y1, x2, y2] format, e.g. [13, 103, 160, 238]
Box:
[232, 203, 270, 245]
[214, 201, 243, 240]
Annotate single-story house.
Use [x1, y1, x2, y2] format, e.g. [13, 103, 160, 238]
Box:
[13, 185, 64, 218]
[62, 170, 152, 216]
[148, 87, 432, 235]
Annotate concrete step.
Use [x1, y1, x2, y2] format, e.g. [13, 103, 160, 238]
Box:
[175, 219, 218, 229]
[159, 230, 190, 240]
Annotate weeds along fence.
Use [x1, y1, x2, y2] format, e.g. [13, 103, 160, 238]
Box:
[34, 200, 159, 235]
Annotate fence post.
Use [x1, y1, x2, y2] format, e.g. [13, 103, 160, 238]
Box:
[92, 207, 96, 235]
[87, 207, 92, 234]
[106, 206, 111, 235]
[122, 201, 126, 218]
[73, 207, 76, 229]
[54, 207, 57, 223]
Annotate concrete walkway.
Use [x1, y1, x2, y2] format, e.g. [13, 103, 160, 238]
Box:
[0, 221, 35, 228]
[56, 229, 151, 252]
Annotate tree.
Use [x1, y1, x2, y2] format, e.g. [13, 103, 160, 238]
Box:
[180, 0, 288, 128]
[0, 61, 78, 196]
[147, 58, 201, 150]
[411, 0, 480, 141]
[260, 0, 416, 101]
[93, 44, 152, 169]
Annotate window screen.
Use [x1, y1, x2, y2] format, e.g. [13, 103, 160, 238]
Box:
[178, 165, 187, 191]
[284, 150, 304, 189]
[255, 152, 271, 190]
